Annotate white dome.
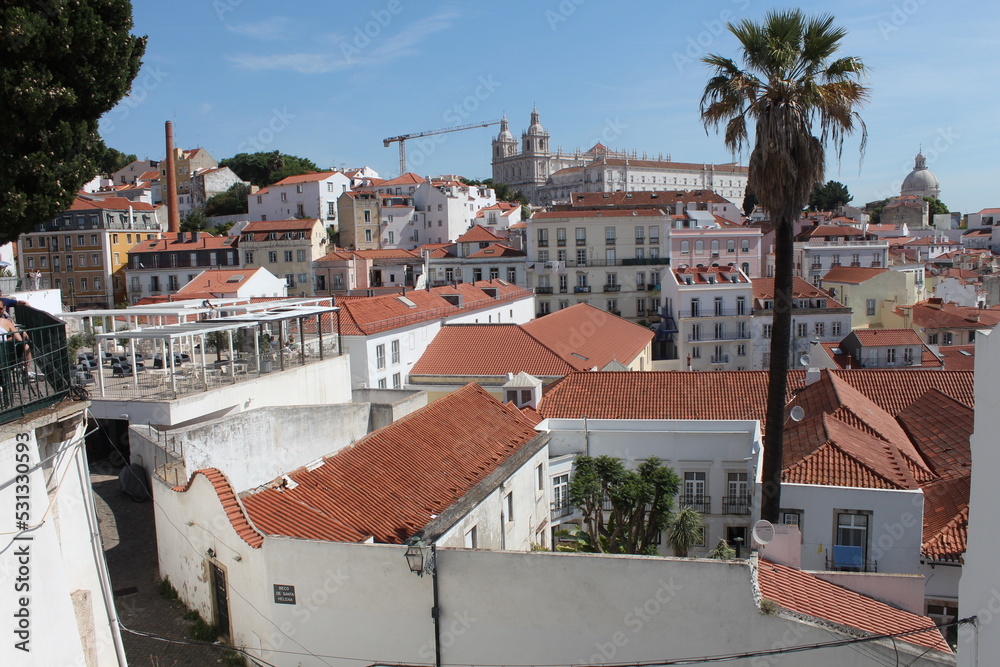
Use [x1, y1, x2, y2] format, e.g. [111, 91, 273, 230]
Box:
[900, 151, 941, 199]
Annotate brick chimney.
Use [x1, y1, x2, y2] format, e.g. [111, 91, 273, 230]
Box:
[164, 121, 180, 234]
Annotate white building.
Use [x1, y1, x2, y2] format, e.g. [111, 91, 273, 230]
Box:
[337, 281, 535, 389]
[248, 171, 352, 226]
[492, 108, 748, 206]
[793, 224, 889, 285]
[751, 277, 851, 370]
[659, 265, 754, 370]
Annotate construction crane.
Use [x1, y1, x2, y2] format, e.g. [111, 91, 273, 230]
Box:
[383, 119, 502, 176]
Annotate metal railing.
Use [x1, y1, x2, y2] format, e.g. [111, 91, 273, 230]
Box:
[535, 286, 554, 294]
[722, 495, 751, 515]
[574, 286, 591, 293]
[678, 494, 711, 514]
[0, 306, 72, 424]
[710, 355, 730, 364]
[687, 331, 750, 342]
[551, 501, 574, 520]
[677, 308, 752, 318]
[347, 288, 535, 334]
[603, 284, 621, 292]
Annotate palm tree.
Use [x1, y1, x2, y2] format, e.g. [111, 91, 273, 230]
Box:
[701, 11, 868, 522]
[667, 507, 703, 557]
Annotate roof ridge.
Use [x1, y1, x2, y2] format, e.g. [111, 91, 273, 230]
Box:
[173, 468, 265, 548]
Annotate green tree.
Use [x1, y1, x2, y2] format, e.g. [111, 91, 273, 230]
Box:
[706, 539, 736, 560]
[98, 146, 137, 176]
[808, 180, 852, 211]
[180, 210, 209, 232]
[569, 455, 680, 555]
[924, 197, 949, 217]
[204, 182, 250, 217]
[219, 151, 319, 187]
[0, 1, 146, 244]
[701, 10, 868, 522]
[666, 507, 704, 557]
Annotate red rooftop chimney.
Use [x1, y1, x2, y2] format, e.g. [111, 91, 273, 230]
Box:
[164, 121, 180, 234]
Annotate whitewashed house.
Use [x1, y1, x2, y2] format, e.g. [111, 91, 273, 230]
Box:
[248, 171, 352, 226]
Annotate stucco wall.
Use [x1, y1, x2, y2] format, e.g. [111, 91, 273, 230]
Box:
[155, 473, 949, 667]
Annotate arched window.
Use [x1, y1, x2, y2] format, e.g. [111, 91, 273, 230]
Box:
[742, 262, 750, 275]
[711, 240, 720, 254]
[681, 240, 690, 254]
[727, 240, 736, 253]
[695, 240, 704, 254]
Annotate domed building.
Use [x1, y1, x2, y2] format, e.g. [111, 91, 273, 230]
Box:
[900, 150, 941, 199]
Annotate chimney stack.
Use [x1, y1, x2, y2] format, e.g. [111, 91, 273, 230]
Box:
[164, 121, 180, 234]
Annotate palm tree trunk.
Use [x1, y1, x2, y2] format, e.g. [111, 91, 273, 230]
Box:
[760, 216, 795, 523]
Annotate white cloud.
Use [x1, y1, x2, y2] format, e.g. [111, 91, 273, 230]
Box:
[225, 17, 292, 40]
[227, 11, 456, 74]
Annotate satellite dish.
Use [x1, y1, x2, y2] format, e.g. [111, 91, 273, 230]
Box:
[752, 520, 775, 546]
[789, 405, 805, 422]
[799, 354, 812, 366]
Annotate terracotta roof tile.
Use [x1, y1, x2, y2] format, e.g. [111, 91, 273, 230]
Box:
[848, 328, 923, 347]
[751, 277, 845, 308]
[69, 195, 156, 211]
[521, 303, 652, 371]
[172, 469, 264, 548]
[936, 345, 976, 371]
[174, 268, 265, 295]
[240, 384, 541, 544]
[465, 243, 525, 258]
[821, 266, 888, 284]
[456, 225, 504, 243]
[566, 190, 733, 208]
[272, 171, 340, 185]
[758, 560, 951, 653]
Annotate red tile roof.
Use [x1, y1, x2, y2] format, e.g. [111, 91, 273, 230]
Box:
[901, 300, 1000, 330]
[242, 219, 320, 232]
[172, 469, 264, 548]
[821, 266, 888, 284]
[466, 243, 525, 258]
[751, 277, 845, 308]
[174, 268, 268, 295]
[272, 171, 340, 185]
[758, 559, 951, 653]
[795, 224, 871, 241]
[69, 195, 156, 211]
[411, 304, 652, 378]
[531, 208, 667, 220]
[129, 233, 232, 253]
[336, 281, 532, 336]
[936, 345, 976, 371]
[240, 384, 542, 544]
[566, 190, 732, 208]
[456, 225, 504, 244]
[831, 370, 974, 415]
[849, 328, 923, 347]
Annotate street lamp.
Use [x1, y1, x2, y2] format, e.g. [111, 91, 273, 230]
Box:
[404, 539, 440, 667]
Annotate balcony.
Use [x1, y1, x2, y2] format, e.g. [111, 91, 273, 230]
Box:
[535, 286, 554, 294]
[677, 307, 753, 318]
[0, 306, 72, 425]
[576, 239, 587, 246]
[603, 284, 621, 292]
[605, 238, 616, 246]
[710, 354, 730, 364]
[537, 240, 549, 247]
[621, 257, 669, 266]
[825, 546, 878, 573]
[635, 237, 645, 245]
[574, 286, 591, 293]
[678, 494, 710, 514]
[557, 239, 566, 247]
[722, 495, 751, 515]
[551, 501, 574, 520]
[608, 310, 621, 317]
[687, 331, 750, 342]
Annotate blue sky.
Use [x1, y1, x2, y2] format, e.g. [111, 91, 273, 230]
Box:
[101, 0, 1000, 213]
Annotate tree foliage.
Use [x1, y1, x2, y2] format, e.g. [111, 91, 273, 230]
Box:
[924, 197, 949, 217]
[98, 146, 137, 176]
[701, 10, 868, 522]
[569, 455, 680, 555]
[204, 182, 250, 217]
[219, 151, 319, 187]
[667, 508, 704, 557]
[808, 180, 852, 211]
[0, 0, 146, 244]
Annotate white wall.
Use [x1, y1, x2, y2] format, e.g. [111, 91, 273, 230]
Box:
[89, 354, 353, 426]
[781, 483, 925, 575]
[155, 473, 948, 667]
[0, 406, 126, 666]
[959, 327, 1000, 666]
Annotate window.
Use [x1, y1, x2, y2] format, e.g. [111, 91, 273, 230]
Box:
[763, 324, 772, 339]
[94, 277, 101, 291]
[635, 226, 644, 244]
[943, 332, 953, 345]
[737, 344, 746, 356]
[284, 250, 293, 262]
[556, 228, 566, 246]
[649, 226, 659, 244]
[683, 472, 707, 506]
[26, 257, 34, 269]
[903, 347, 914, 363]
[392, 373, 401, 389]
[364, 229, 372, 243]
[576, 227, 586, 245]
[80, 277, 88, 291]
[489, 267, 499, 280]
[375, 344, 386, 369]
[297, 273, 307, 284]
[537, 228, 548, 247]
[814, 322, 825, 337]
[364, 209, 372, 223]
[464, 526, 478, 549]
[387, 231, 394, 244]
[866, 299, 876, 316]
[727, 473, 749, 513]
[505, 492, 514, 522]
[91, 234, 98, 245]
[507, 267, 517, 283]
[296, 249, 306, 262]
[690, 298, 700, 317]
[714, 296, 723, 316]
[711, 239, 720, 256]
[714, 322, 724, 339]
[927, 333, 939, 345]
[576, 249, 587, 266]
[245, 251, 254, 264]
[537, 464, 545, 492]
[267, 251, 277, 263]
[636, 298, 646, 315]
[53, 256, 60, 271]
[886, 348, 896, 364]
[281, 192, 287, 202]
[690, 323, 701, 341]
[781, 511, 802, 528]
[695, 240, 704, 255]
[680, 240, 690, 255]
[741, 239, 750, 253]
[391, 339, 400, 364]
[553, 474, 569, 512]
[796, 322, 807, 338]
[835, 512, 869, 570]
[377, 378, 387, 389]
[605, 226, 616, 245]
